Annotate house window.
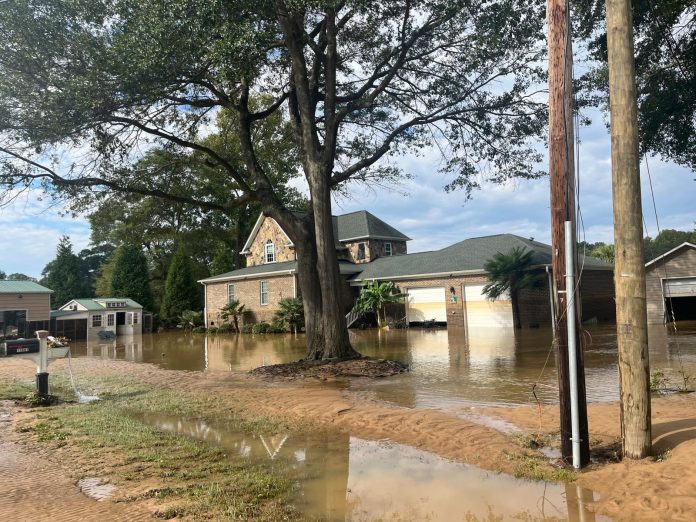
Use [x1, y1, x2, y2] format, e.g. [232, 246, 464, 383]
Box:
[265, 240, 276, 263]
[107, 314, 115, 327]
[92, 314, 102, 328]
[357, 242, 366, 261]
[260, 280, 269, 305]
[385, 242, 393, 256]
[227, 284, 235, 303]
[133, 312, 139, 325]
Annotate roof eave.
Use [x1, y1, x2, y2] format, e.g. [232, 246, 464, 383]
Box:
[645, 242, 696, 268]
[199, 269, 296, 284]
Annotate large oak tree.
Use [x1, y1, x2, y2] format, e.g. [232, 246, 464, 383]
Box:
[0, 0, 547, 359]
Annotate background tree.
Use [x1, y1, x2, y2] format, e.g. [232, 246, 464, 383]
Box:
[0, 270, 5, 280]
[482, 248, 542, 329]
[6, 273, 37, 282]
[0, 0, 548, 360]
[578, 241, 615, 263]
[107, 244, 155, 311]
[40, 236, 92, 307]
[220, 299, 246, 333]
[353, 281, 405, 329]
[177, 310, 204, 331]
[574, 0, 696, 170]
[160, 246, 201, 328]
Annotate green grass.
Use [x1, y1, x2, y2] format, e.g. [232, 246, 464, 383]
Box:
[502, 450, 577, 483]
[3, 374, 310, 520]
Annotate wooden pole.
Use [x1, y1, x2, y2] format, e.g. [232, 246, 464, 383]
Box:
[547, 0, 590, 466]
[605, 0, 652, 459]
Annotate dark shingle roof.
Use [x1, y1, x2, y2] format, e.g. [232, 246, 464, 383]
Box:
[351, 234, 612, 281]
[200, 260, 363, 283]
[0, 281, 52, 293]
[334, 211, 411, 241]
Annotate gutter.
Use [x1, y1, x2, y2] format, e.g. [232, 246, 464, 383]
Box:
[349, 269, 486, 286]
[199, 269, 296, 284]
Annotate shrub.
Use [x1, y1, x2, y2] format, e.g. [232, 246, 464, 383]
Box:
[272, 297, 304, 333]
[217, 323, 233, 333]
[207, 326, 219, 334]
[191, 326, 206, 333]
[241, 324, 254, 334]
[251, 322, 271, 334]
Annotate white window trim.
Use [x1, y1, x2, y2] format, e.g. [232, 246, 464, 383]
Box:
[385, 242, 393, 256]
[92, 314, 103, 328]
[227, 283, 235, 303]
[107, 313, 115, 327]
[265, 240, 276, 264]
[260, 280, 269, 306]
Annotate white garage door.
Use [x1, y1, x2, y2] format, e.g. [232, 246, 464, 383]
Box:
[664, 278, 696, 298]
[463, 284, 513, 328]
[406, 287, 447, 323]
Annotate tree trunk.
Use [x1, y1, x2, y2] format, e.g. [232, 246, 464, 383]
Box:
[295, 233, 326, 360]
[512, 292, 522, 329]
[307, 168, 359, 359]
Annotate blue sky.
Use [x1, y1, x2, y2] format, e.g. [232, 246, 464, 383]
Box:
[0, 108, 694, 279]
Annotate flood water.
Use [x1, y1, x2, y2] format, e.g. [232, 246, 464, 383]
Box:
[70, 322, 696, 415]
[139, 412, 607, 521]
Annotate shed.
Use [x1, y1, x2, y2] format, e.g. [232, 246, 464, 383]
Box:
[645, 242, 696, 323]
[53, 298, 144, 340]
[0, 280, 53, 340]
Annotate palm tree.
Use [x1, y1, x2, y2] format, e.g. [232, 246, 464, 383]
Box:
[273, 297, 304, 333]
[482, 247, 541, 329]
[353, 281, 405, 328]
[220, 299, 246, 332]
[177, 310, 203, 331]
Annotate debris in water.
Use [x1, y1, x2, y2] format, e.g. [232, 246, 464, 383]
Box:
[77, 477, 117, 501]
[249, 357, 408, 380]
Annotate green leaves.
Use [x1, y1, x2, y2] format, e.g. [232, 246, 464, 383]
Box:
[482, 247, 540, 300]
[353, 281, 405, 328]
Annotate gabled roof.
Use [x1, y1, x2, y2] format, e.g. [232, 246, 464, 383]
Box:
[59, 298, 143, 311]
[350, 234, 612, 283]
[240, 211, 411, 255]
[0, 281, 52, 294]
[645, 242, 696, 268]
[334, 211, 411, 242]
[199, 260, 363, 284]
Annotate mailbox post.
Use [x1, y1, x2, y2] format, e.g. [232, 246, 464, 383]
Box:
[36, 330, 50, 395]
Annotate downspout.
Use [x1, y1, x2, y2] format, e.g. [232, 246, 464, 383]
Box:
[203, 283, 208, 326]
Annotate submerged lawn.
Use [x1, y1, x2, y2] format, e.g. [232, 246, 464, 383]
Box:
[0, 374, 314, 520]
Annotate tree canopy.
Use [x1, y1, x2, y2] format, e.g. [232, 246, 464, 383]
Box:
[107, 244, 155, 311]
[574, 0, 696, 170]
[160, 245, 201, 327]
[0, 0, 549, 359]
[40, 236, 92, 307]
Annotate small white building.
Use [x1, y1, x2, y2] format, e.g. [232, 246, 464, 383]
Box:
[53, 298, 143, 339]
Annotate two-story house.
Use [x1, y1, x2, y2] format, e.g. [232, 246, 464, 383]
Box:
[200, 211, 411, 326]
[200, 210, 616, 330]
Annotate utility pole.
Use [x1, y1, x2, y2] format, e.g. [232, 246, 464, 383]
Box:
[547, 0, 590, 466]
[605, 0, 652, 459]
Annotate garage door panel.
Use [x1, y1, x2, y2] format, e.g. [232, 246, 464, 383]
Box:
[664, 278, 696, 298]
[407, 287, 447, 323]
[463, 284, 513, 328]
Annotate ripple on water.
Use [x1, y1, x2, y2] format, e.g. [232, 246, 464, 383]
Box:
[77, 477, 117, 501]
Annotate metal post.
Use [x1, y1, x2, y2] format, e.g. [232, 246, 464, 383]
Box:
[565, 221, 581, 469]
[35, 330, 49, 396]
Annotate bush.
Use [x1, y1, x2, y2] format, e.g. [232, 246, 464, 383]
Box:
[251, 322, 271, 334]
[241, 324, 254, 334]
[217, 323, 234, 333]
[191, 326, 206, 333]
[207, 326, 219, 334]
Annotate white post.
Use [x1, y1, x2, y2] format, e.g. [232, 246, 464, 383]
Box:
[35, 330, 50, 395]
[564, 221, 581, 469]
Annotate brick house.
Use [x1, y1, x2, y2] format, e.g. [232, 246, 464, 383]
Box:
[200, 211, 615, 329]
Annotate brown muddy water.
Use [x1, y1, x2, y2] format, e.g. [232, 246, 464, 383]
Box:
[139, 412, 607, 521]
[70, 322, 696, 414]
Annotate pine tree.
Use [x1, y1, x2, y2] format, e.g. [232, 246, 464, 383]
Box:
[108, 244, 154, 311]
[41, 236, 91, 307]
[160, 246, 200, 327]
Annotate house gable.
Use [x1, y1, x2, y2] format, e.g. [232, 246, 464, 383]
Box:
[241, 214, 295, 267]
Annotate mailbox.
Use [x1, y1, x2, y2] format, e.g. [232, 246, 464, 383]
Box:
[0, 339, 41, 357]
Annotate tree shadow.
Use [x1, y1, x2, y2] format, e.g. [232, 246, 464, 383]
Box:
[652, 418, 696, 454]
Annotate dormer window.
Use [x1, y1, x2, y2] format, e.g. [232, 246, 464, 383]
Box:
[265, 240, 276, 263]
[357, 243, 366, 261]
[385, 242, 393, 256]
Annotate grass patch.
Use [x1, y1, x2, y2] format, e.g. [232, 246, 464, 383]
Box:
[503, 450, 577, 483]
[4, 373, 312, 520]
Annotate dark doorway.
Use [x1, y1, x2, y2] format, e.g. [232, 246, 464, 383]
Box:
[666, 296, 696, 322]
[117, 312, 126, 326]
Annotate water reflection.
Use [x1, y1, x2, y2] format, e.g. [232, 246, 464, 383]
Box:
[69, 322, 696, 412]
[141, 413, 607, 521]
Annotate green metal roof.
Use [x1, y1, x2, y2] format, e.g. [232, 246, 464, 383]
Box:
[350, 234, 612, 282]
[66, 298, 143, 310]
[334, 211, 411, 241]
[200, 260, 363, 283]
[0, 281, 53, 293]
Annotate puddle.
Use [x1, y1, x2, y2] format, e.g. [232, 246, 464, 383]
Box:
[77, 477, 117, 501]
[77, 394, 101, 404]
[140, 413, 608, 521]
[540, 446, 563, 460]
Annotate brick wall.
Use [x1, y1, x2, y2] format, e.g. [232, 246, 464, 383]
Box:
[245, 217, 296, 267]
[645, 248, 696, 323]
[205, 275, 296, 326]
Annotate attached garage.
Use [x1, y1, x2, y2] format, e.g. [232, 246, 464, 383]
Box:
[406, 287, 447, 324]
[463, 284, 513, 328]
[645, 243, 696, 324]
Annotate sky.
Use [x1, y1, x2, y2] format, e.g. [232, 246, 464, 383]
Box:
[0, 108, 694, 279]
